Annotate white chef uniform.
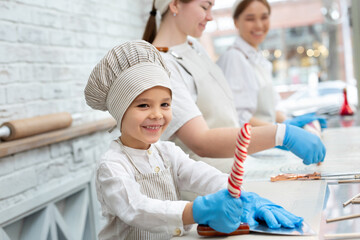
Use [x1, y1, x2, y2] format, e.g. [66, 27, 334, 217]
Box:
[160, 39, 240, 174]
[217, 36, 281, 126]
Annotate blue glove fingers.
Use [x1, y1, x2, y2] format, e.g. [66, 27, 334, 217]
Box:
[209, 218, 241, 234]
[304, 113, 327, 129]
[269, 208, 295, 228]
[240, 191, 304, 229]
[314, 148, 323, 164]
[302, 146, 318, 165]
[212, 198, 242, 233]
[285, 114, 315, 128]
[285, 113, 327, 129]
[275, 145, 289, 151]
[314, 140, 326, 164]
[303, 156, 311, 165]
[284, 125, 326, 165]
[276, 209, 304, 227]
[193, 189, 243, 234]
[271, 207, 305, 228]
[320, 144, 326, 162]
[240, 191, 260, 227]
[241, 213, 259, 228]
[298, 116, 316, 127]
[257, 207, 281, 229]
[308, 143, 326, 165]
[317, 117, 327, 129]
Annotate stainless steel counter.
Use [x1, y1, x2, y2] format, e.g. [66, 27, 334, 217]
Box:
[173, 127, 360, 239]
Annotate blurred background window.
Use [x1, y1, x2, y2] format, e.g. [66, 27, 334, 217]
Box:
[201, 0, 357, 114]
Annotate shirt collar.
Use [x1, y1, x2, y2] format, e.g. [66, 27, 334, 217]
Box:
[234, 35, 259, 57]
[234, 36, 271, 68]
[117, 139, 156, 157]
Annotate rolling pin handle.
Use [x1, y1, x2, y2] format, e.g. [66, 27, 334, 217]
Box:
[0, 125, 11, 138]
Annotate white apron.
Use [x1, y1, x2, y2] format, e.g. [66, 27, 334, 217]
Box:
[168, 42, 239, 174]
[232, 45, 276, 123]
[117, 140, 180, 240]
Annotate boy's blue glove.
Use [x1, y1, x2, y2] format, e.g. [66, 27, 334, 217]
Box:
[193, 189, 242, 234]
[283, 124, 326, 165]
[284, 113, 327, 129]
[240, 191, 303, 229]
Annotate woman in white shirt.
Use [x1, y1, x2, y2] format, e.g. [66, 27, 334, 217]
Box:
[142, 0, 326, 169]
[217, 0, 327, 129]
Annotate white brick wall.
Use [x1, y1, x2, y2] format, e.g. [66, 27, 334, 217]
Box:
[0, 0, 152, 230]
[0, 0, 151, 121]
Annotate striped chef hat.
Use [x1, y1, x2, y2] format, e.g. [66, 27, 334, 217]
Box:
[84, 40, 171, 130]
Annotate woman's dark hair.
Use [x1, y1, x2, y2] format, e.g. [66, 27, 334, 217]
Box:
[142, 0, 192, 43]
[233, 0, 271, 20]
[142, 2, 157, 43]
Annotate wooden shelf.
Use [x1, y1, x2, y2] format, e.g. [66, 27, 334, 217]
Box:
[0, 118, 116, 158]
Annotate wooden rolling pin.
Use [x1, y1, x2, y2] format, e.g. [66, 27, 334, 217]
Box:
[197, 223, 250, 236]
[0, 112, 72, 141]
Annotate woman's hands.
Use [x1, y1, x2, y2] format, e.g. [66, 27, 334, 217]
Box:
[282, 124, 326, 165]
[284, 113, 327, 129]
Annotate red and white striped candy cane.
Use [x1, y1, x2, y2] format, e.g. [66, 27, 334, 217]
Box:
[227, 123, 251, 198]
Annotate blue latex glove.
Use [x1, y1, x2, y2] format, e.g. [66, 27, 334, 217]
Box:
[284, 113, 327, 129]
[275, 145, 289, 151]
[283, 124, 326, 165]
[240, 191, 303, 229]
[193, 189, 243, 234]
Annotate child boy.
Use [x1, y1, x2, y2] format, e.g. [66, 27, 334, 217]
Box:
[84, 40, 302, 240]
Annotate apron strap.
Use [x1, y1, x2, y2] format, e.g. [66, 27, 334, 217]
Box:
[116, 139, 142, 174]
[231, 45, 249, 59]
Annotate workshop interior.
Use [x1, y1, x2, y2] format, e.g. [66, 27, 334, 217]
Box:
[0, 0, 359, 239]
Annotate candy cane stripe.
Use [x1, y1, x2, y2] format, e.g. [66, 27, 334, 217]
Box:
[227, 123, 251, 198]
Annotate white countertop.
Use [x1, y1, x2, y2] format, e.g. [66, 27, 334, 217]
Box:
[172, 127, 360, 239]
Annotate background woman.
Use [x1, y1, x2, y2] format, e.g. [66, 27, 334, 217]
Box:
[142, 0, 326, 175]
[217, 0, 327, 130]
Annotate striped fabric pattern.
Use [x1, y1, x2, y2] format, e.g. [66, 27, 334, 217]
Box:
[117, 140, 180, 240]
[84, 40, 171, 128]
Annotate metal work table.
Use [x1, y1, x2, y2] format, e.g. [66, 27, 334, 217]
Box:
[173, 126, 360, 239]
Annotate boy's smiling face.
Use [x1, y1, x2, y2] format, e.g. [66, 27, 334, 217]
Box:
[120, 86, 172, 149]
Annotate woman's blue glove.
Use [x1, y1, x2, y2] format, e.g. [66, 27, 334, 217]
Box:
[240, 191, 303, 229]
[193, 189, 242, 234]
[283, 124, 326, 165]
[284, 113, 327, 129]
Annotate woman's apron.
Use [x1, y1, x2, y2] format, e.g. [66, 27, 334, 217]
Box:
[169, 43, 239, 174]
[232, 45, 276, 123]
[117, 140, 181, 240]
